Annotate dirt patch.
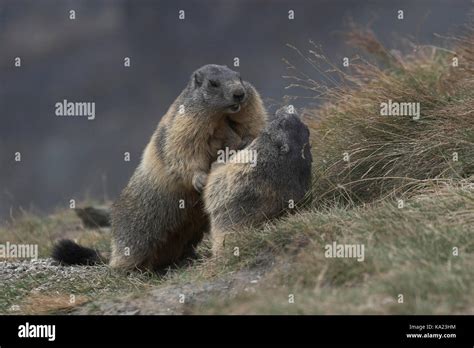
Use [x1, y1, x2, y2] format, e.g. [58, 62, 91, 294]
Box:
[74, 267, 267, 315]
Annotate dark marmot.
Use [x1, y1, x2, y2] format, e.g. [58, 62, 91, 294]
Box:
[52, 64, 267, 270]
[203, 108, 312, 255]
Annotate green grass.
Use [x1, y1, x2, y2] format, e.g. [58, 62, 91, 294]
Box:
[9, 180, 469, 315]
[200, 183, 474, 314]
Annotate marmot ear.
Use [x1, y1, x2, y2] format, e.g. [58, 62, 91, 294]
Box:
[271, 132, 290, 154]
[193, 72, 203, 88]
[279, 143, 290, 154]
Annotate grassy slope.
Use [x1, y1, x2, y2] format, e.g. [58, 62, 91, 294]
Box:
[201, 26, 473, 314]
[202, 183, 474, 314]
[1, 27, 473, 314]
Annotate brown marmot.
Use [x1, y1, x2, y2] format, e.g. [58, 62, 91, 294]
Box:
[52, 64, 267, 270]
[203, 107, 312, 256]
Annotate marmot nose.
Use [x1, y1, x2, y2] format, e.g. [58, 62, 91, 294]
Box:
[233, 90, 245, 102]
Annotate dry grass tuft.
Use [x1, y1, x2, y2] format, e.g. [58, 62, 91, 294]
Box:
[19, 293, 89, 314]
[284, 24, 474, 207]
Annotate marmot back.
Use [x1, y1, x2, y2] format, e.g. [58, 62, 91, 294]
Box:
[203, 108, 312, 255]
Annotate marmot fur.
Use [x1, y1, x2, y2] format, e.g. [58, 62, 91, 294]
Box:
[52, 64, 267, 270]
[203, 108, 312, 255]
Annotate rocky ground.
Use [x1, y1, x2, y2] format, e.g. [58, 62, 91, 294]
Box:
[1, 257, 270, 315]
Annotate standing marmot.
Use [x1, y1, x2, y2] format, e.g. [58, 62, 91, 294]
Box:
[52, 64, 267, 270]
[203, 108, 312, 255]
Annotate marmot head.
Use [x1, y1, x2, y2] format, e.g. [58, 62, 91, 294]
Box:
[263, 107, 312, 163]
[190, 64, 250, 114]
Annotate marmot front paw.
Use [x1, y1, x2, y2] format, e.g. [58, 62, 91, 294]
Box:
[192, 172, 208, 193]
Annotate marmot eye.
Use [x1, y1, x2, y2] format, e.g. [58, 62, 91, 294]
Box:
[209, 80, 220, 88]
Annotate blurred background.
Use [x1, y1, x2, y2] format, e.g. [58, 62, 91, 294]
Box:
[0, 0, 471, 222]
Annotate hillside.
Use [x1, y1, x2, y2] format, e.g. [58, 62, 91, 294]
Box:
[1, 25, 473, 315]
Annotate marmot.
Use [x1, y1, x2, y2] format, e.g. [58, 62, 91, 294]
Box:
[203, 108, 312, 255]
[52, 64, 267, 270]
